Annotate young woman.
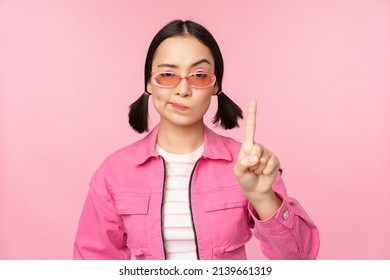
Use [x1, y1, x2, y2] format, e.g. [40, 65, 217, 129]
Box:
[73, 19, 320, 260]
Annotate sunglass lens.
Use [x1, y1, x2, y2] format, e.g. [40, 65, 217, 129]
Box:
[155, 73, 180, 87]
[189, 73, 215, 87]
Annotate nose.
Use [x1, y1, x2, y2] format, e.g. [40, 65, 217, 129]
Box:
[176, 77, 191, 97]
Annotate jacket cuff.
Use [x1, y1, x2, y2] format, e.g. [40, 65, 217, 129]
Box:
[248, 191, 295, 231]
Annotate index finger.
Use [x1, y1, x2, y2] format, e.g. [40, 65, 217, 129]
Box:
[244, 100, 257, 144]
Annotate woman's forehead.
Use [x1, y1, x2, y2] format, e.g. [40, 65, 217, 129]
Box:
[152, 36, 214, 68]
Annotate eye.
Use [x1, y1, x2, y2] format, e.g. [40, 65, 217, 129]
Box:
[160, 72, 175, 77]
[192, 72, 208, 78]
[153, 72, 180, 87]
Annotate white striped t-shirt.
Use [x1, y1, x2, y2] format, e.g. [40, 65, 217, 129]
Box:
[156, 144, 204, 260]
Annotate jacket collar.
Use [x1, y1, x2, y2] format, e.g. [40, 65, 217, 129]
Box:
[134, 124, 232, 165]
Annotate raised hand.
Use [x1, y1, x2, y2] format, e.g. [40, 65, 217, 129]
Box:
[234, 100, 281, 216]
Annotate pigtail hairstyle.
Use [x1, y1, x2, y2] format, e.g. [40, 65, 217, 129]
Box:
[128, 19, 243, 133]
[213, 91, 243, 129]
[128, 92, 150, 133]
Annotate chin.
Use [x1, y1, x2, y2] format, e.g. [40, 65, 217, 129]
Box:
[166, 117, 204, 128]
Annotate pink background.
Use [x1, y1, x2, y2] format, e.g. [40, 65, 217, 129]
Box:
[1, 0, 389, 259]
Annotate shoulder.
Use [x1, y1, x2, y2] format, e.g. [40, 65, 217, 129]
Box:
[98, 125, 160, 170]
[97, 136, 147, 172]
[205, 126, 241, 147]
[219, 133, 241, 151]
[204, 127, 242, 161]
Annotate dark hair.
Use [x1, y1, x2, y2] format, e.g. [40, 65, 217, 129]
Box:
[129, 19, 243, 133]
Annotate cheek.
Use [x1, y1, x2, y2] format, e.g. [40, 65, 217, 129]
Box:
[150, 86, 169, 102]
[196, 95, 213, 113]
[150, 92, 164, 112]
[151, 95, 164, 112]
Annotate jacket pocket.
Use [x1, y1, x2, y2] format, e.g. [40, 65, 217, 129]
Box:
[111, 191, 151, 256]
[112, 192, 151, 215]
[203, 186, 252, 258]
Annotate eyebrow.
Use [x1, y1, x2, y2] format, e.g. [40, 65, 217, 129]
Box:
[157, 59, 211, 68]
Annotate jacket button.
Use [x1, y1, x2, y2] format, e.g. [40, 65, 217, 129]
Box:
[283, 211, 289, 220]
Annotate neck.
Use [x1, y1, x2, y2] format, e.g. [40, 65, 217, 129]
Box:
[157, 120, 205, 154]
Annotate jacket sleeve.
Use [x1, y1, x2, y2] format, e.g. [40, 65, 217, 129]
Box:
[248, 171, 320, 259]
[73, 170, 131, 260]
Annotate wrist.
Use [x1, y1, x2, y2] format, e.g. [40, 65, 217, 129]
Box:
[245, 190, 282, 220]
[244, 188, 277, 203]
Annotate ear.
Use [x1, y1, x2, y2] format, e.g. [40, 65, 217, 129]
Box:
[212, 82, 219, 95]
[147, 82, 152, 94]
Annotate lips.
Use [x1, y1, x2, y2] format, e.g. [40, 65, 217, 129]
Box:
[170, 103, 188, 110]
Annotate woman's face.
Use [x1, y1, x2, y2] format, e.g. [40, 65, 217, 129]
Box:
[147, 35, 218, 129]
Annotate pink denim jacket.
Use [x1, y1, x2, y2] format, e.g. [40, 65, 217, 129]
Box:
[73, 125, 320, 260]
